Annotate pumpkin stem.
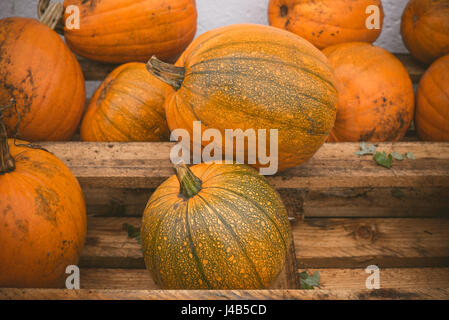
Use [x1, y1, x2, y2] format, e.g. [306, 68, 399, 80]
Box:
[174, 162, 202, 199]
[38, 0, 64, 33]
[146, 56, 185, 91]
[0, 102, 16, 174]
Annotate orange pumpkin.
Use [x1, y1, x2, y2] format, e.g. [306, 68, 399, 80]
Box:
[147, 24, 338, 172]
[268, 0, 384, 49]
[401, 0, 449, 65]
[81, 63, 171, 142]
[43, 0, 198, 64]
[0, 113, 86, 288]
[0, 15, 85, 141]
[323, 43, 415, 142]
[415, 54, 449, 141]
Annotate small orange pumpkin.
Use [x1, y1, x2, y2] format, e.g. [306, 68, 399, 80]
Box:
[81, 63, 171, 142]
[401, 0, 449, 65]
[0, 13, 85, 141]
[323, 42, 415, 142]
[268, 0, 384, 49]
[0, 111, 86, 288]
[415, 54, 449, 141]
[42, 0, 198, 64]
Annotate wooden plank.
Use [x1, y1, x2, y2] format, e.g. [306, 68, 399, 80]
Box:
[40, 142, 449, 218]
[298, 267, 449, 290]
[295, 218, 449, 268]
[80, 218, 299, 289]
[79, 217, 449, 270]
[79, 54, 426, 83]
[78, 267, 449, 290]
[1, 288, 447, 300]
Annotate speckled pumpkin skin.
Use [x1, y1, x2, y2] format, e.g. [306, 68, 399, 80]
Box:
[401, 0, 449, 65]
[141, 162, 291, 289]
[81, 63, 171, 142]
[63, 0, 197, 63]
[0, 140, 86, 288]
[324, 42, 415, 142]
[268, 0, 384, 50]
[416, 54, 449, 141]
[165, 24, 338, 171]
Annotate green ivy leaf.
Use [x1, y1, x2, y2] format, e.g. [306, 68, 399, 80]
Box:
[124, 223, 141, 244]
[406, 152, 416, 160]
[299, 271, 321, 290]
[374, 151, 393, 169]
[355, 143, 377, 156]
[391, 151, 405, 161]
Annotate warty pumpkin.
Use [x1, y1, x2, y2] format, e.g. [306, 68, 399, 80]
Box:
[415, 54, 449, 141]
[38, 0, 198, 64]
[147, 24, 338, 172]
[141, 162, 291, 289]
[0, 6, 85, 141]
[81, 63, 171, 142]
[268, 0, 384, 50]
[0, 107, 86, 288]
[324, 42, 415, 142]
[401, 0, 449, 65]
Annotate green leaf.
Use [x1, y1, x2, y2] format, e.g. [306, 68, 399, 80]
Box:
[124, 223, 141, 244]
[355, 143, 377, 156]
[406, 152, 416, 160]
[373, 151, 393, 169]
[299, 271, 321, 290]
[391, 151, 405, 161]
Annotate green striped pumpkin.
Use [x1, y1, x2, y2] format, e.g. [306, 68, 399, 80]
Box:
[141, 162, 291, 289]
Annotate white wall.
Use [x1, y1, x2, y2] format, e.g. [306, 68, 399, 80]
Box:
[1, 0, 409, 53]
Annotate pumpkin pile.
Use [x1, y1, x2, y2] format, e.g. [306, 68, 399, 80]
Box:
[1, 0, 448, 291]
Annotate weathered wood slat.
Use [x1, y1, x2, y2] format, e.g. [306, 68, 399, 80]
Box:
[77, 267, 449, 290]
[79, 54, 426, 83]
[40, 142, 449, 217]
[79, 217, 449, 270]
[1, 288, 447, 300]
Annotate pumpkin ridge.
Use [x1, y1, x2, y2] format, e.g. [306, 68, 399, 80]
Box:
[196, 194, 265, 288]
[95, 104, 136, 141]
[188, 56, 337, 93]
[181, 86, 331, 136]
[184, 201, 213, 289]
[203, 186, 288, 252]
[419, 87, 448, 123]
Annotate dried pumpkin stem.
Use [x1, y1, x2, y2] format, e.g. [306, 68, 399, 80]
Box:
[38, 0, 64, 33]
[0, 105, 15, 174]
[146, 56, 185, 91]
[174, 162, 202, 199]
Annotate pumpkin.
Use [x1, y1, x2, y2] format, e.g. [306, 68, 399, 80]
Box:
[0, 112, 86, 288]
[323, 42, 415, 142]
[0, 10, 85, 141]
[147, 24, 338, 172]
[38, 0, 198, 64]
[81, 63, 171, 142]
[141, 162, 291, 289]
[401, 0, 449, 65]
[415, 54, 449, 141]
[268, 0, 384, 50]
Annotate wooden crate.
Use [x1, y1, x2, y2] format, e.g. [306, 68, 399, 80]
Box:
[1, 54, 448, 300]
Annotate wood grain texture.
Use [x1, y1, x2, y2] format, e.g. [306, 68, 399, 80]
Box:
[1, 288, 447, 300]
[39, 142, 449, 218]
[78, 217, 449, 270]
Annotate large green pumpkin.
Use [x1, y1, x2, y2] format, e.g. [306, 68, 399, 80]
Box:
[146, 24, 338, 171]
[141, 162, 291, 289]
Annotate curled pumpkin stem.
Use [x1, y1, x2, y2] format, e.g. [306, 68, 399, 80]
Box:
[174, 162, 202, 199]
[38, 0, 64, 33]
[146, 56, 185, 90]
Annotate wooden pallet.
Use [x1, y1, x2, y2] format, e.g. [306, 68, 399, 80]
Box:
[1, 54, 449, 300]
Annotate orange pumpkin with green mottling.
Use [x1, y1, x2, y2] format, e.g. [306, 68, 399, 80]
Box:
[141, 162, 291, 289]
[268, 0, 384, 50]
[147, 24, 338, 171]
[0, 119, 86, 287]
[81, 63, 171, 142]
